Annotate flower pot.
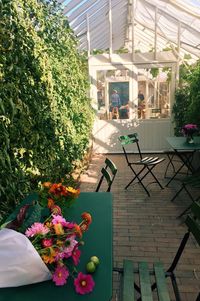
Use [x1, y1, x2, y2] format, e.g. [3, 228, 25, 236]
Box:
[186, 136, 194, 144]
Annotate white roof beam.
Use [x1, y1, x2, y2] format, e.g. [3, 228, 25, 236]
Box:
[68, 0, 100, 23]
[139, 0, 200, 37]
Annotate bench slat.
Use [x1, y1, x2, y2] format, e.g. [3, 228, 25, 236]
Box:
[139, 262, 153, 301]
[154, 262, 170, 301]
[123, 260, 135, 301]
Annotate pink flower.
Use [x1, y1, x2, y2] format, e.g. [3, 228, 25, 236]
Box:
[65, 221, 76, 229]
[182, 124, 198, 136]
[72, 247, 81, 266]
[74, 272, 95, 295]
[52, 215, 68, 226]
[52, 266, 69, 286]
[63, 236, 78, 258]
[25, 222, 49, 237]
[42, 238, 53, 247]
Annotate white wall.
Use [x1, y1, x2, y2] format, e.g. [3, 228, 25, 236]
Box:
[92, 118, 174, 153]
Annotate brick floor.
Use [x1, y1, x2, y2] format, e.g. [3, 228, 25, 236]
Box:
[79, 153, 200, 301]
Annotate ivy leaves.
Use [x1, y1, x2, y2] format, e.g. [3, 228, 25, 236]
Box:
[0, 0, 94, 222]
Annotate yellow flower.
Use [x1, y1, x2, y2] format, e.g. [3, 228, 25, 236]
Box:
[66, 186, 80, 197]
[42, 247, 56, 264]
[54, 223, 64, 235]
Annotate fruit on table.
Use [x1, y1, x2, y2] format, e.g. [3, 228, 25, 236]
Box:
[86, 261, 96, 273]
[90, 256, 100, 266]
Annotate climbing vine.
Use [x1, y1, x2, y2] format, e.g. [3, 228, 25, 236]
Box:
[0, 0, 94, 221]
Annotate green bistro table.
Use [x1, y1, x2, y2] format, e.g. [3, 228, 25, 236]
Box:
[166, 136, 200, 186]
[0, 192, 113, 301]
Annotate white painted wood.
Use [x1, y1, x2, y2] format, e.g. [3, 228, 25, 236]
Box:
[176, 21, 181, 84]
[87, 14, 90, 57]
[68, 0, 98, 23]
[89, 51, 176, 153]
[92, 119, 173, 153]
[154, 6, 158, 60]
[132, 0, 135, 61]
[109, 0, 113, 56]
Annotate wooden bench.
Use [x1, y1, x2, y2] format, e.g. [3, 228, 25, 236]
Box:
[114, 202, 200, 301]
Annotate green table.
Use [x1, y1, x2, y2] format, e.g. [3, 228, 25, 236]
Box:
[166, 137, 200, 185]
[0, 192, 113, 301]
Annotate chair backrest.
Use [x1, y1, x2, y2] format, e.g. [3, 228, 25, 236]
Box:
[118, 133, 142, 160]
[96, 158, 117, 192]
[185, 202, 200, 246]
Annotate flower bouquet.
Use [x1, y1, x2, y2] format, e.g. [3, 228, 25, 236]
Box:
[182, 124, 199, 144]
[38, 181, 80, 211]
[0, 183, 95, 295]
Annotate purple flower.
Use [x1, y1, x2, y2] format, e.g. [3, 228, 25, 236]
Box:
[182, 124, 198, 136]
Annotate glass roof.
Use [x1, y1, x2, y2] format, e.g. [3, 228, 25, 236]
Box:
[59, 0, 200, 59]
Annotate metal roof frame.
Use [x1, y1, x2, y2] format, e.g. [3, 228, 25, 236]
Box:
[61, 0, 200, 59]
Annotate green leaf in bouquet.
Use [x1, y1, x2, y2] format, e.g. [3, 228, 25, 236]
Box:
[4, 204, 31, 230]
[41, 207, 51, 219]
[19, 202, 44, 233]
[2, 193, 39, 228]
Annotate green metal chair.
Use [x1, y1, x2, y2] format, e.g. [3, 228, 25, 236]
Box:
[119, 133, 165, 196]
[170, 171, 200, 217]
[96, 157, 117, 192]
[113, 201, 200, 301]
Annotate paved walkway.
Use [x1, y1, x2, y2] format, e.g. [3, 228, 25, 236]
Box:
[80, 153, 200, 301]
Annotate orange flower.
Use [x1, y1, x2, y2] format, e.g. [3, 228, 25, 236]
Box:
[49, 183, 68, 197]
[81, 212, 92, 225]
[74, 224, 82, 238]
[47, 198, 55, 208]
[80, 223, 89, 232]
[51, 205, 62, 215]
[54, 223, 64, 235]
[42, 247, 56, 264]
[42, 182, 52, 188]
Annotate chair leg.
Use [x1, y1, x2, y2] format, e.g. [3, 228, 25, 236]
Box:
[170, 273, 182, 301]
[170, 185, 185, 202]
[146, 166, 164, 189]
[125, 165, 151, 196]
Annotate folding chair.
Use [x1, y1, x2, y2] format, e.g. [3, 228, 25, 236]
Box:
[118, 133, 165, 196]
[170, 172, 200, 218]
[95, 158, 117, 192]
[113, 201, 200, 301]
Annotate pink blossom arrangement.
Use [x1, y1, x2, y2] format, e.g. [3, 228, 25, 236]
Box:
[24, 210, 94, 294]
[182, 124, 199, 137]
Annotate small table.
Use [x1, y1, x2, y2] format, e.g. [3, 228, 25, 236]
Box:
[0, 192, 113, 301]
[166, 137, 200, 186]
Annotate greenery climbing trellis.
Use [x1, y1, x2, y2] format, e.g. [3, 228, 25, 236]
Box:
[173, 61, 200, 135]
[0, 0, 94, 222]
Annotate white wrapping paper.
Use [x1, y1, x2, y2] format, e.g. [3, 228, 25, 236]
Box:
[0, 228, 52, 287]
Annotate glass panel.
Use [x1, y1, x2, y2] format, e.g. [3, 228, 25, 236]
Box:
[137, 67, 171, 119]
[96, 67, 171, 120]
[97, 70, 130, 120]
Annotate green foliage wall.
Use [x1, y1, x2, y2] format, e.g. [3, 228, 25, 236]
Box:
[0, 0, 94, 221]
[173, 61, 200, 135]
